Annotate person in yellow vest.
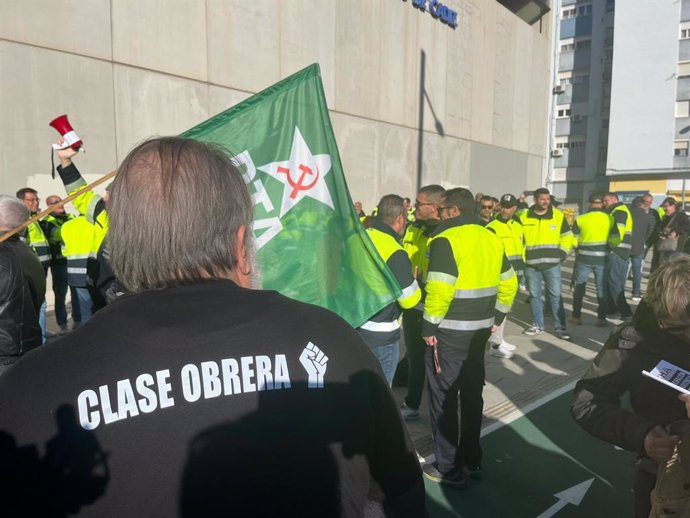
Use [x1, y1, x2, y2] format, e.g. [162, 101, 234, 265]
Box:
[42, 195, 81, 333]
[570, 193, 612, 327]
[421, 188, 517, 488]
[486, 193, 524, 358]
[16, 187, 51, 341]
[61, 215, 97, 323]
[357, 195, 421, 386]
[603, 192, 634, 320]
[520, 187, 573, 340]
[54, 140, 109, 246]
[399, 184, 445, 421]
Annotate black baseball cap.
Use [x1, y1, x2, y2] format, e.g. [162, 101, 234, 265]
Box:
[499, 194, 517, 208]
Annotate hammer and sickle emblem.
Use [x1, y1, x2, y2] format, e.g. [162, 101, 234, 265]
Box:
[277, 164, 320, 199]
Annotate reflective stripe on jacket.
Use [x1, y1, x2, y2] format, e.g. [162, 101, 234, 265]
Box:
[520, 206, 572, 270]
[61, 216, 97, 287]
[26, 220, 51, 266]
[422, 214, 517, 345]
[486, 216, 525, 275]
[609, 203, 633, 259]
[573, 209, 612, 266]
[358, 221, 421, 348]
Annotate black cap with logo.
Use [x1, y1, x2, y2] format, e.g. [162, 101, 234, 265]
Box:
[499, 194, 517, 208]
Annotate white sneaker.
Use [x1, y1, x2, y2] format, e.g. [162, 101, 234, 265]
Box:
[631, 296, 642, 303]
[523, 326, 544, 336]
[500, 341, 516, 351]
[490, 344, 515, 359]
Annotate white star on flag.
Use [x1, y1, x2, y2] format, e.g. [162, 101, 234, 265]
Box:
[258, 127, 333, 218]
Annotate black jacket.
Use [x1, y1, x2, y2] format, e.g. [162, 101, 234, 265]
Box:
[659, 209, 690, 251]
[571, 301, 690, 458]
[0, 236, 45, 361]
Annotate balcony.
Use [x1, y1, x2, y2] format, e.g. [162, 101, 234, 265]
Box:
[560, 15, 593, 39]
[675, 117, 690, 139]
[680, 39, 690, 62]
[678, 77, 690, 100]
[559, 50, 592, 72]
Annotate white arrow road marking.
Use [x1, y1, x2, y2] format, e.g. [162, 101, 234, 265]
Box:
[536, 478, 594, 518]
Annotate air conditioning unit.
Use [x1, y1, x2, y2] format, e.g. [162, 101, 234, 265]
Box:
[551, 149, 564, 158]
[553, 84, 565, 94]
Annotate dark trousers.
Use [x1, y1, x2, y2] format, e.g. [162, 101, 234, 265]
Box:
[425, 329, 489, 474]
[633, 466, 655, 518]
[605, 253, 632, 317]
[402, 309, 426, 410]
[51, 262, 81, 326]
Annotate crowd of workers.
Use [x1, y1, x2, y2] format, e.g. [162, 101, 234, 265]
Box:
[2, 134, 690, 515]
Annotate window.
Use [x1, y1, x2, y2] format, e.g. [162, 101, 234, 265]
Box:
[681, 22, 690, 39]
[557, 107, 572, 118]
[676, 101, 690, 118]
[577, 4, 592, 16]
[562, 7, 576, 19]
[576, 39, 592, 50]
[572, 114, 586, 123]
[674, 140, 689, 156]
[562, 3, 591, 19]
[559, 77, 571, 87]
[560, 42, 575, 52]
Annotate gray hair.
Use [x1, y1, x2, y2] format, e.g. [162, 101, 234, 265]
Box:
[0, 195, 29, 232]
[646, 254, 690, 341]
[108, 137, 254, 293]
[418, 184, 445, 204]
[376, 194, 405, 226]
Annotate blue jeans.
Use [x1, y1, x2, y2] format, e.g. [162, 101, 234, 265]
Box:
[525, 265, 566, 330]
[75, 287, 93, 323]
[39, 300, 47, 344]
[630, 254, 644, 297]
[370, 340, 399, 387]
[572, 262, 606, 320]
[605, 253, 632, 318]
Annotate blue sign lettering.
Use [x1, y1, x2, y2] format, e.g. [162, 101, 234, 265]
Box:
[405, 0, 458, 29]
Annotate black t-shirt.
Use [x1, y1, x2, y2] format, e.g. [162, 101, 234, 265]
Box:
[0, 280, 423, 517]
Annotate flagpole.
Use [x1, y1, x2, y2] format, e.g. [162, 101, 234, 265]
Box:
[0, 170, 117, 244]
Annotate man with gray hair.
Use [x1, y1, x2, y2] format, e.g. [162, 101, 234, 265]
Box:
[0, 195, 45, 375]
[357, 194, 421, 385]
[0, 137, 424, 517]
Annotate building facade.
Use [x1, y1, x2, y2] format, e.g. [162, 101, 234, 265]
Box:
[1, 1, 552, 212]
[606, 0, 690, 208]
[548, 0, 614, 205]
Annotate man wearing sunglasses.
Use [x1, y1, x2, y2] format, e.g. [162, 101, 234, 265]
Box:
[398, 185, 445, 421]
[421, 188, 517, 488]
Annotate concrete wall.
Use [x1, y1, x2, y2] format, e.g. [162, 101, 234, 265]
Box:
[0, 0, 551, 212]
[606, 0, 679, 175]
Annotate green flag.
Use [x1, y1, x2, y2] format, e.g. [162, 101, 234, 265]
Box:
[182, 64, 401, 327]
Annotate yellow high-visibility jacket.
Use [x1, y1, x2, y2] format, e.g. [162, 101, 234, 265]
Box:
[572, 209, 612, 265]
[486, 215, 525, 275]
[358, 220, 421, 347]
[520, 206, 572, 271]
[608, 202, 633, 259]
[422, 214, 517, 346]
[61, 216, 97, 288]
